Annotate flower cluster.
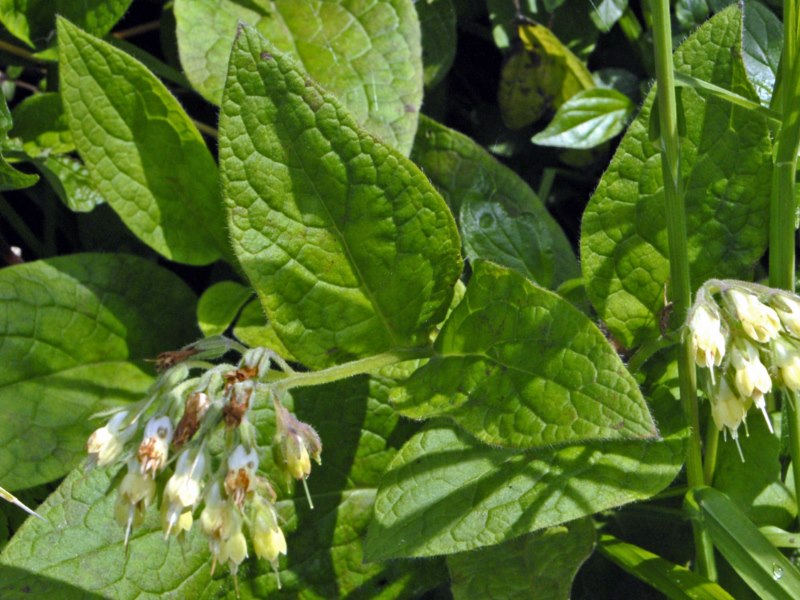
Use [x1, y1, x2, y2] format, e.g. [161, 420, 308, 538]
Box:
[85, 338, 322, 592]
[686, 280, 800, 455]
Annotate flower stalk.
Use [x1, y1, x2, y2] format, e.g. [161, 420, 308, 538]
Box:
[650, 0, 715, 578]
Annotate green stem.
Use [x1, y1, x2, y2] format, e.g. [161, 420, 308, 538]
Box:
[703, 419, 719, 485]
[649, 0, 715, 579]
[0, 40, 40, 63]
[771, 0, 800, 530]
[270, 347, 433, 393]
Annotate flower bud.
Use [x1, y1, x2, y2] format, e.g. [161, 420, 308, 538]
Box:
[138, 416, 173, 477]
[774, 338, 800, 391]
[773, 295, 800, 338]
[87, 411, 136, 469]
[726, 289, 781, 343]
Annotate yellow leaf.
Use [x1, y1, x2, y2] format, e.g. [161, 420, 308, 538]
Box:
[499, 22, 594, 129]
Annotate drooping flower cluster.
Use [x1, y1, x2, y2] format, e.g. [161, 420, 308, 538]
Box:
[686, 280, 800, 455]
[85, 338, 322, 592]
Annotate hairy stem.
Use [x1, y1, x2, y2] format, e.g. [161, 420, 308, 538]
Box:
[649, 0, 715, 579]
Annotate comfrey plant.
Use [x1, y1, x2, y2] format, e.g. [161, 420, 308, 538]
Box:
[85, 337, 320, 592]
[687, 280, 800, 455]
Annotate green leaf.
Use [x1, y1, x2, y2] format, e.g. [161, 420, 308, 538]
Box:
[10, 93, 74, 157]
[391, 261, 657, 448]
[0, 0, 132, 48]
[35, 154, 105, 213]
[231, 299, 295, 360]
[712, 415, 796, 528]
[197, 281, 253, 337]
[597, 534, 735, 600]
[0, 377, 447, 598]
[580, 7, 772, 348]
[686, 487, 800, 600]
[0, 95, 37, 191]
[590, 0, 627, 32]
[532, 88, 634, 150]
[365, 420, 685, 559]
[219, 25, 462, 368]
[0, 253, 197, 491]
[498, 22, 594, 130]
[448, 519, 595, 600]
[174, 0, 423, 155]
[57, 18, 229, 266]
[742, 0, 782, 106]
[411, 116, 578, 288]
[416, 0, 456, 87]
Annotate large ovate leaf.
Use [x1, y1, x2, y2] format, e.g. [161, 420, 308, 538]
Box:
[392, 261, 657, 448]
[174, 0, 423, 155]
[580, 6, 772, 348]
[0, 253, 197, 491]
[365, 420, 685, 559]
[411, 116, 578, 288]
[219, 25, 462, 369]
[0, 377, 447, 598]
[34, 154, 105, 213]
[57, 18, 229, 266]
[0, 0, 131, 48]
[448, 519, 595, 600]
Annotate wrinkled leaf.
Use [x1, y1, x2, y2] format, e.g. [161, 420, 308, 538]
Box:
[499, 23, 594, 129]
[57, 18, 229, 266]
[365, 420, 685, 559]
[174, 0, 423, 155]
[0, 0, 132, 48]
[0, 253, 197, 490]
[449, 519, 595, 600]
[0, 377, 447, 598]
[742, 0, 782, 106]
[232, 300, 295, 360]
[35, 154, 104, 213]
[219, 25, 462, 368]
[416, 0, 456, 87]
[391, 261, 657, 448]
[411, 116, 578, 288]
[532, 88, 634, 150]
[10, 93, 73, 157]
[581, 7, 772, 348]
[197, 281, 252, 338]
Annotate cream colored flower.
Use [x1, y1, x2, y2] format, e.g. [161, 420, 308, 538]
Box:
[163, 450, 206, 537]
[138, 416, 173, 477]
[710, 378, 748, 453]
[773, 295, 800, 338]
[224, 445, 259, 509]
[774, 338, 800, 391]
[114, 458, 156, 547]
[727, 289, 781, 343]
[731, 341, 772, 431]
[688, 305, 726, 374]
[87, 411, 136, 468]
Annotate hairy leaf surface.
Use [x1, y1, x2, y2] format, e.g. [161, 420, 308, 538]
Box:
[220, 26, 462, 368]
[0, 253, 197, 490]
[581, 7, 772, 348]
